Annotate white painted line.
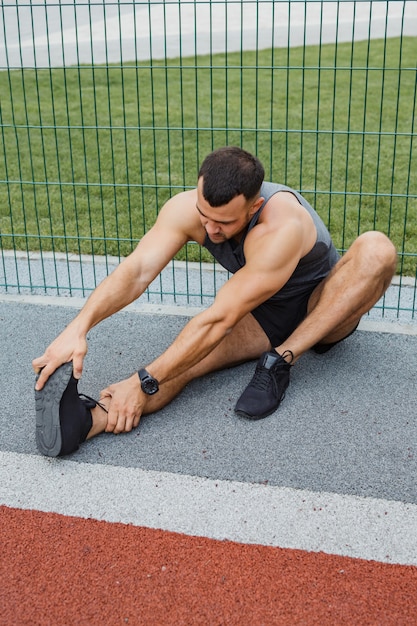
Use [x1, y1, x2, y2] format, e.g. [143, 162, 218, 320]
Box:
[1, 451, 416, 566]
[358, 318, 417, 337]
[0, 293, 88, 310]
[0, 249, 227, 275]
[3, 249, 416, 286]
[0, 292, 205, 317]
[1, 292, 417, 335]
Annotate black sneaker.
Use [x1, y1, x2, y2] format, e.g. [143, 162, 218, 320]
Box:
[35, 362, 105, 457]
[234, 350, 293, 420]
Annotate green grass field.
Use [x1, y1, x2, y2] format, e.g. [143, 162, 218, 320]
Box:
[1, 37, 416, 273]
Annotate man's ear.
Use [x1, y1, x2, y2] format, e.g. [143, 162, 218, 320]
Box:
[250, 196, 265, 216]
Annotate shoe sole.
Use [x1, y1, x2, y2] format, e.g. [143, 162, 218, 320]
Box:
[34, 362, 73, 457]
[234, 391, 287, 421]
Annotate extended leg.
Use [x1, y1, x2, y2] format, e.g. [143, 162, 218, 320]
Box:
[35, 312, 270, 455]
[89, 312, 271, 435]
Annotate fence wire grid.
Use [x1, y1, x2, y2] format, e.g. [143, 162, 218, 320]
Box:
[0, 0, 416, 318]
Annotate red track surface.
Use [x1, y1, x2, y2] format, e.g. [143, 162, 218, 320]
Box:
[2, 505, 417, 625]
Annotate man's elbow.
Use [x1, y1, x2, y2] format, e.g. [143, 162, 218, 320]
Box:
[204, 306, 240, 338]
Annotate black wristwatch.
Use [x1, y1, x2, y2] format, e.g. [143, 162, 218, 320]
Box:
[138, 368, 159, 395]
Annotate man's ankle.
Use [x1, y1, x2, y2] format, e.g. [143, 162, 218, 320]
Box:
[274, 348, 294, 364]
[87, 403, 109, 439]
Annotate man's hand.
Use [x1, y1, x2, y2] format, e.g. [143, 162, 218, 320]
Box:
[100, 373, 144, 434]
[32, 325, 88, 390]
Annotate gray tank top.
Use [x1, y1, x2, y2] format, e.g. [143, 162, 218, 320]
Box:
[203, 181, 339, 298]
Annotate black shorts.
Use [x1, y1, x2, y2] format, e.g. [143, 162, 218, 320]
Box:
[251, 281, 358, 352]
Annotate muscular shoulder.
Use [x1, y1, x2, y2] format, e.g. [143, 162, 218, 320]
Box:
[154, 189, 204, 242]
[260, 190, 310, 223]
[244, 191, 317, 266]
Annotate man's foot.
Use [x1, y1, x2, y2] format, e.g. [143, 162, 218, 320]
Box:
[35, 362, 101, 457]
[234, 350, 293, 420]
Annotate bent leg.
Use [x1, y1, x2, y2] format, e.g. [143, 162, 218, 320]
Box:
[232, 231, 396, 421]
[276, 231, 397, 361]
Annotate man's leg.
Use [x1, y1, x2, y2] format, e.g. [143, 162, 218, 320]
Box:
[234, 231, 397, 420]
[275, 231, 397, 361]
[88, 312, 271, 436]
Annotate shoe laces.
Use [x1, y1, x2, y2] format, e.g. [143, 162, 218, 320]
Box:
[79, 393, 108, 414]
[281, 350, 294, 364]
[251, 363, 274, 391]
[250, 350, 293, 392]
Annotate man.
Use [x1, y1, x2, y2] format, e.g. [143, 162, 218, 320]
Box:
[33, 146, 397, 457]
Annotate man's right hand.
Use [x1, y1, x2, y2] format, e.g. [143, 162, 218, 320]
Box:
[32, 325, 88, 390]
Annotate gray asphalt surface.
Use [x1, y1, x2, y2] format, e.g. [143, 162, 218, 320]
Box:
[2, 298, 416, 506]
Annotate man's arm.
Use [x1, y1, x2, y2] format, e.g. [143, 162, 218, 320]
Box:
[148, 215, 308, 384]
[104, 208, 314, 433]
[33, 191, 197, 389]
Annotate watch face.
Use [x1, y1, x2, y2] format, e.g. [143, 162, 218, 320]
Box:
[139, 369, 159, 395]
[142, 378, 158, 394]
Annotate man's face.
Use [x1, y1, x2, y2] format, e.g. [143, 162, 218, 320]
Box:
[196, 178, 259, 243]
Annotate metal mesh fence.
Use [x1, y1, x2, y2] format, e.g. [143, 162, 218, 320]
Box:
[1, 0, 416, 317]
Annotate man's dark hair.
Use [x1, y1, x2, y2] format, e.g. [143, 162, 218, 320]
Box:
[198, 146, 265, 206]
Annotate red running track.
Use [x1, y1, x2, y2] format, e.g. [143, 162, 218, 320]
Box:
[1, 505, 416, 625]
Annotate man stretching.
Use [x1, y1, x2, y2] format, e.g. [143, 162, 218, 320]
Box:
[33, 146, 397, 457]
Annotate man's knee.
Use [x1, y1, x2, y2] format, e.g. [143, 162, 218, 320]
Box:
[352, 231, 397, 278]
